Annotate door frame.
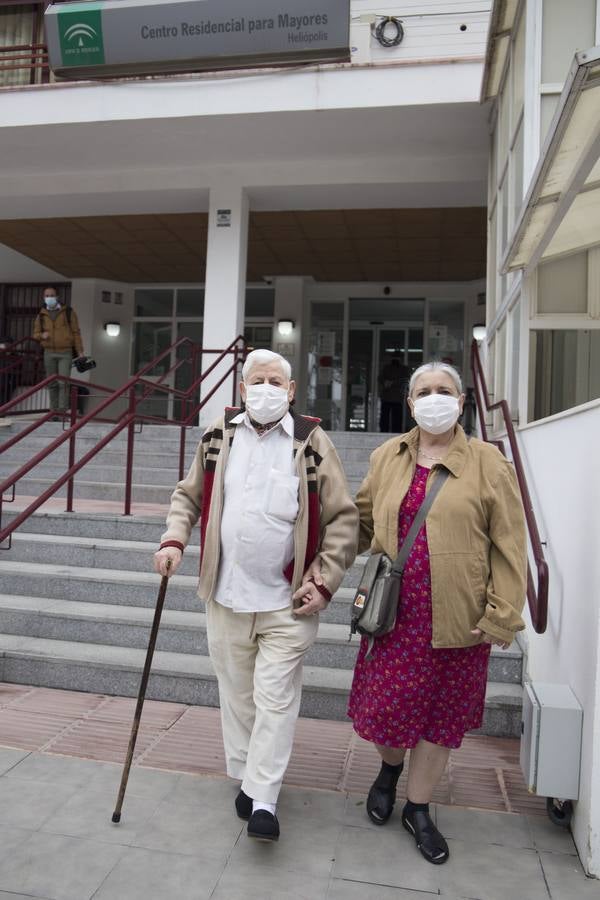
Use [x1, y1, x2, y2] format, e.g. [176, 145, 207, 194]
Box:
[347, 320, 423, 431]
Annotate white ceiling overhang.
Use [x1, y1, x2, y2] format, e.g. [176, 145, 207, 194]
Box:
[480, 0, 519, 103]
[502, 47, 600, 274]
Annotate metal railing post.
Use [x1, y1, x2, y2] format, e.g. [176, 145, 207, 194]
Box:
[231, 346, 238, 406]
[124, 386, 136, 516]
[178, 426, 187, 482]
[66, 384, 78, 513]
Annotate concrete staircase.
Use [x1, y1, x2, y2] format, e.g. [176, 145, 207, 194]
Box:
[0, 421, 523, 736]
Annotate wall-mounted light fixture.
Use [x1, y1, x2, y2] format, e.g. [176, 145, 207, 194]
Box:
[104, 321, 121, 337]
[472, 324, 487, 342]
[277, 319, 294, 337]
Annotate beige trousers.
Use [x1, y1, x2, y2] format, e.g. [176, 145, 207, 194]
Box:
[206, 600, 319, 805]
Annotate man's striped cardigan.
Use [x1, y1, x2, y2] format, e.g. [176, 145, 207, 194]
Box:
[160, 408, 358, 604]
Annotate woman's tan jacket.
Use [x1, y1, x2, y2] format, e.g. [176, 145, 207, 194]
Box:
[356, 425, 527, 648]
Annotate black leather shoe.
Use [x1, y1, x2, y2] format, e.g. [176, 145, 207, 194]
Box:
[235, 789, 253, 821]
[247, 810, 280, 842]
[366, 761, 404, 825]
[401, 806, 449, 864]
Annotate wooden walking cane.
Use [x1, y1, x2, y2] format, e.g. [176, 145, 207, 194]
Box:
[112, 559, 171, 823]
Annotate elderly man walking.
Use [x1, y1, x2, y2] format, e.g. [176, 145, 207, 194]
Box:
[154, 349, 358, 841]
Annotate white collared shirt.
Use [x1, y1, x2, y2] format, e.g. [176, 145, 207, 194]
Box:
[214, 411, 299, 613]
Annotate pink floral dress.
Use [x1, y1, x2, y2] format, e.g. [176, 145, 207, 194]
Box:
[348, 464, 491, 750]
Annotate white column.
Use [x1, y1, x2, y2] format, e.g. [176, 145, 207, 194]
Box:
[272, 276, 305, 407]
[200, 183, 249, 426]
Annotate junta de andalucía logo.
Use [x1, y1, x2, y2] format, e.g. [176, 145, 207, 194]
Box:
[58, 7, 105, 66]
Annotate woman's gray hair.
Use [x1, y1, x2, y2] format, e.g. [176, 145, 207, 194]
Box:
[408, 361, 463, 396]
[242, 348, 292, 382]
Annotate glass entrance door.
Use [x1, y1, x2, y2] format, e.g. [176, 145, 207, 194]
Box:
[346, 325, 423, 431]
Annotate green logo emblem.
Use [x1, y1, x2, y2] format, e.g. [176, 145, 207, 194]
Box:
[58, 6, 105, 67]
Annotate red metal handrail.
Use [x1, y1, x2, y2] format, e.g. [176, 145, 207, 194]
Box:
[470, 339, 548, 633]
[0, 334, 247, 546]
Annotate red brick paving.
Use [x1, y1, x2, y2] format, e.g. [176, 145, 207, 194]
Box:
[0, 683, 547, 816]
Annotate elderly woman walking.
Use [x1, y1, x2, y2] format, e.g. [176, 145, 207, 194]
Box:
[347, 361, 527, 864]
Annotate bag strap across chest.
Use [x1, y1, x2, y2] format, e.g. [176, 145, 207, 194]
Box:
[390, 467, 450, 574]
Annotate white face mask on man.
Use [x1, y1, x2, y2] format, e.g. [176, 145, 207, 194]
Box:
[413, 393, 460, 435]
[44, 296, 58, 309]
[244, 383, 290, 424]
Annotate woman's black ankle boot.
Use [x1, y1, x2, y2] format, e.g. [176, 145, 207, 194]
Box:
[366, 760, 404, 825]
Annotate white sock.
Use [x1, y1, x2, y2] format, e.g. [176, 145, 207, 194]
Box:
[252, 801, 276, 815]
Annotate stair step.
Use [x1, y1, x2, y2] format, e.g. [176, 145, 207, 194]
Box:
[0, 633, 523, 732]
[0, 462, 185, 485]
[1, 447, 197, 470]
[0, 595, 363, 668]
[1, 510, 167, 544]
[0, 588, 522, 683]
[6, 532, 200, 577]
[13, 477, 174, 504]
[0, 560, 363, 627]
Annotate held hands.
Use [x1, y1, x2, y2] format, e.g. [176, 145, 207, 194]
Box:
[154, 547, 182, 578]
[292, 580, 329, 616]
[471, 627, 510, 650]
[292, 557, 328, 616]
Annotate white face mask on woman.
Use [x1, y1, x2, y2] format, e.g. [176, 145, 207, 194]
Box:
[413, 393, 460, 435]
[245, 383, 290, 424]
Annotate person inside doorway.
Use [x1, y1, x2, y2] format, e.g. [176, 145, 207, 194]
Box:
[154, 349, 358, 842]
[32, 287, 84, 416]
[378, 356, 410, 432]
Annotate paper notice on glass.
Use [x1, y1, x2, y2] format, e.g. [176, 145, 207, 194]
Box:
[317, 331, 336, 355]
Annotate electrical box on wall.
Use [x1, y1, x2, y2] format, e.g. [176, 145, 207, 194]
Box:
[520, 682, 582, 800]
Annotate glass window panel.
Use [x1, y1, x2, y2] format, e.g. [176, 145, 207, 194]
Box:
[0, 7, 35, 87]
[132, 322, 172, 374]
[489, 127, 497, 195]
[176, 289, 204, 317]
[500, 174, 509, 254]
[511, 120, 524, 225]
[244, 324, 273, 350]
[134, 289, 174, 317]
[174, 321, 204, 419]
[509, 302, 521, 416]
[540, 93, 560, 146]
[541, 0, 595, 83]
[307, 302, 344, 431]
[428, 300, 465, 376]
[346, 329, 372, 431]
[245, 289, 275, 317]
[537, 252, 588, 314]
[493, 323, 507, 431]
[531, 329, 599, 419]
[511, 13, 525, 130]
[488, 208, 498, 316]
[497, 84, 509, 174]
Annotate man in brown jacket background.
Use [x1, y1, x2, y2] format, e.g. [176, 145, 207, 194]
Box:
[32, 286, 84, 414]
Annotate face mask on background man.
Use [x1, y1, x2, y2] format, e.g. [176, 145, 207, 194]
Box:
[44, 296, 59, 310]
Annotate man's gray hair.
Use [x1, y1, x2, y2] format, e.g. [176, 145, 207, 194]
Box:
[242, 348, 292, 382]
[409, 361, 463, 396]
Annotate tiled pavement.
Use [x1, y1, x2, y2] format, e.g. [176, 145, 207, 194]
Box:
[0, 683, 545, 815]
[0, 684, 597, 899]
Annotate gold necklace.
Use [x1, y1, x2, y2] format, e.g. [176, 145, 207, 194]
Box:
[417, 439, 452, 461]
